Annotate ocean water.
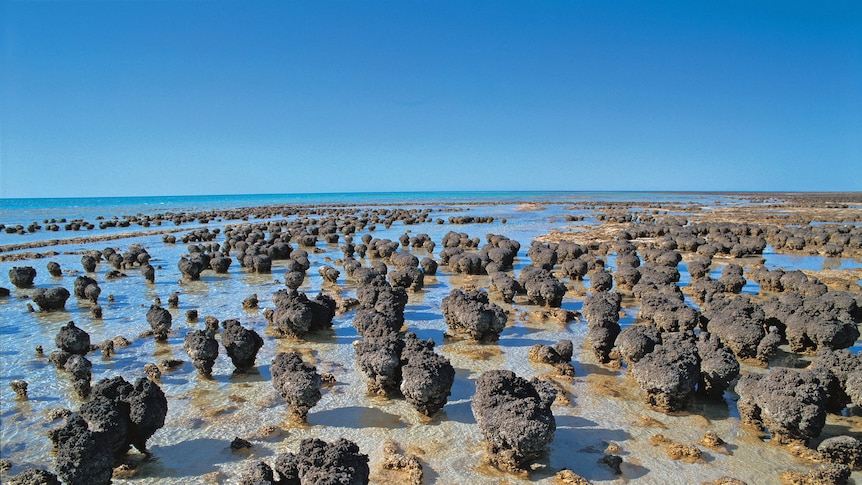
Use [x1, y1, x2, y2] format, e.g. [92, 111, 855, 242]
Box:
[0, 192, 859, 484]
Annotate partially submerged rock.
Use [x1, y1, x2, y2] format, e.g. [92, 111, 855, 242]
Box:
[441, 288, 507, 341]
[271, 351, 322, 422]
[472, 370, 556, 471]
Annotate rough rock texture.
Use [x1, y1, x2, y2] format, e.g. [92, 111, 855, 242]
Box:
[268, 289, 336, 339]
[354, 334, 405, 396]
[471, 370, 556, 471]
[818, 435, 862, 470]
[616, 323, 662, 365]
[221, 319, 264, 371]
[271, 351, 322, 422]
[55, 321, 91, 355]
[6, 468, 62, 485]
[736, 367, 828, 445]
[778, 463, 850, 485]
[582, 291, 621, 363]
[630, 332, 700, 412]
[489, 271, 519, 303]
[274, 438, 369, 485]
[9, 266, 37, 288]
[696, 332, 740, 399]
[49, 414, 114, 485]
[399, 333, 454, 417]
[146, 305, 172, 341]
[183, 329, 219, 376]
[32, 287, 71, 311]
[701, 296, 771, 362]
[518, 266, 566, 307]
[73, 276, 101, 303]
[441, 288, 507, 341]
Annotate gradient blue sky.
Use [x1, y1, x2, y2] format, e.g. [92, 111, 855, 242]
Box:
[2, 1, 860, 198]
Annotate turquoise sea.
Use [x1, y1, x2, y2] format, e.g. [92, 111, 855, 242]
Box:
[0, 191, 859, 484]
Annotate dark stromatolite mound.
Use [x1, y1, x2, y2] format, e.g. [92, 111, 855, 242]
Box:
[7, 468, 62, 485]
[399, 333, 455, 417]
[517, 265, 566, 307]
[471, 370, 556, 471]
[616, 323, 662, 364]
[9, 266, 36, 288]
[700, 295, 772, 362]
[780, 292, 860, 353]
[73, 276, 101, 303]
[582, 291, 621, 363]
[55, 321, 91, 355]
[221, 319, 264, 371]
[177, 256, 203, 280]
[47, 261, 62, 277]
[420, 257, 438, 276]
[441, 288, 507, 341]
[49, 414, 114, 485]
[268, 289, 335, 339]
[183, 329, 219, 376]
[630, 331, 700, 413]
[696, 332, 740, 400]
[354, 333, 405, 396]
[809, 348, 862, 413]
[271, 351, 322, 422]
[588, 269, 614, 292]
[388, 266, 424, 292]
[274, 438, 370, 484]
[141, 263, 156, 283]
[818, 435, 862, 470]
[70, 376, 167, 459]
[318, 265, 340, 284]
[489, 271, 519, 303]
[81, 254, 98, 273]
[637, 292, 698, 333]
[736, 367, 828, 445]
[146, 305, 172, 340]
[32, 287, 71, 311]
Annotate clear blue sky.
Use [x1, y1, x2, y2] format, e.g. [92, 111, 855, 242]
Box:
[2, 1, 860, 198]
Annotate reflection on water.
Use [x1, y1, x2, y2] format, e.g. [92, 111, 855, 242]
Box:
[0, 197, 860, 484]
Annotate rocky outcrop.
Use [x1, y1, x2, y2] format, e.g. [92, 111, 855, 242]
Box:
[472, 370, 556, 471]
[441, 288, 507, 341]
[221, 319, 264, 371]
[271, 351, 322, 422]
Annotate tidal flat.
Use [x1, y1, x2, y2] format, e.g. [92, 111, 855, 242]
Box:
[1, 191, 861, 484]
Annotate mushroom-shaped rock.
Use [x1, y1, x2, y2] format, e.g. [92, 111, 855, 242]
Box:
[271, 351, 322, 422]
[183, 330, 219, 376]
[64, 354, 92, 399]
[221, 319, 264, 371]
[472, 370, 557, 471]
[736, 367, 828, 445]
[441, 288, 507, 341]
[399, 333, 455, 417]
[146, 305, 172, 340]
[33, 287, 71, 311]
[9, 266, 37, 288]
[489, 271, 519, 304]
[55, 321, 91, 355]
[388, 266, 424, 292]
[81, 254, 98, 273]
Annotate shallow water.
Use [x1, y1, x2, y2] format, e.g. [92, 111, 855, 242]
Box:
[1, 193, 860, 484]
